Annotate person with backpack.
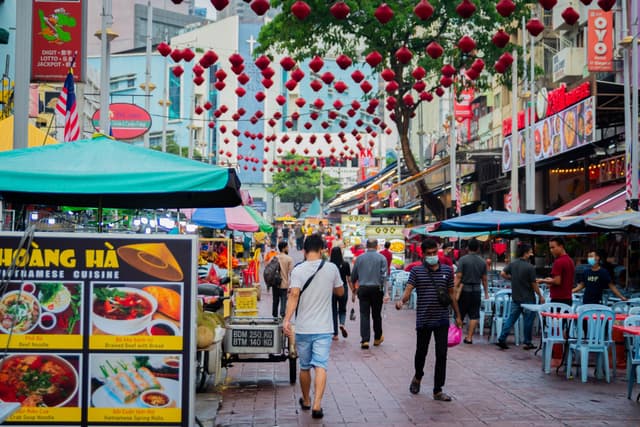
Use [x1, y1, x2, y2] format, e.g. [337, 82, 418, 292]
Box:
[271, 241, 294, 318]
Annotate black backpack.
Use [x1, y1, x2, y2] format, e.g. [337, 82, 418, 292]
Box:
[263, 256, 282, 288]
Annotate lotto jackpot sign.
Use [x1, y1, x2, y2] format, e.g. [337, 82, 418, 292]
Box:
[31, 0, 84, 82]
[587, 9, 613, 73]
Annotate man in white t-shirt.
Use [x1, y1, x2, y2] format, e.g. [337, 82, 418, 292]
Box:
[283, 233, 343, 420]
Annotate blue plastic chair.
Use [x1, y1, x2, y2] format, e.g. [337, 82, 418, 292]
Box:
[566, 308, 615, 383]
[623, 315, 640, 399]
[538, 302, 571, 374]
[490, 289, 518, 344]
[478, 296, 492, 338]
[628, 307, 640, 316]
[391, 271, 410, 301]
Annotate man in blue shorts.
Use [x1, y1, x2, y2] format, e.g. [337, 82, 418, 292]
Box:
[283, 234, 344, 420]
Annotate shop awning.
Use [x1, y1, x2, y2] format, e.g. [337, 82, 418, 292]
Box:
[547, 183, 624, 218]
[584, 189, 627, 214]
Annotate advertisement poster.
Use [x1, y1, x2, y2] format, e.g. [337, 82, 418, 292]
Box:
[0, 232, 196, 426]
[587, 9, 614, 73]
[31, 0, 84, 82]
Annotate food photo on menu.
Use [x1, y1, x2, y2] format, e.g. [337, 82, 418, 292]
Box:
[0, 353, 80, 408]
[90, 283, 182, 336]
[89, 354, 181, 409]
[0, 282, 82, 335]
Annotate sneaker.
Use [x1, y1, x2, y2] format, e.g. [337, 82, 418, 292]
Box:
[496, 340, 509, 350]
[373, 335, 384, 346]
[522, 343, 536, 350]
[361, 341, 370, 349]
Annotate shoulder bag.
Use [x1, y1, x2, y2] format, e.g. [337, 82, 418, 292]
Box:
[424, 263, 451, 307]
[295, 260, 325, 315]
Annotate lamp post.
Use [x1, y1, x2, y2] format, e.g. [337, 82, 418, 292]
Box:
[631, 0, 639, 210]
[97, 0, 114, 137]
[143, 0, 153, 149]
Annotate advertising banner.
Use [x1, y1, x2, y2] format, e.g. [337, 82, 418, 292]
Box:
[31, 0, 84, 82]
[340, 214, 372, 225]
[364, 225, 404, 239]
[502, 96, 595, 172]
[587, 9, 614, 73]
[0, 232, 196, 426]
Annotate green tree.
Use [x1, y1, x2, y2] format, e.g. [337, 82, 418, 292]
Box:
[151, 136, 204, 160]
[268, 154, 341, 217]
[257, 0, 532, 219]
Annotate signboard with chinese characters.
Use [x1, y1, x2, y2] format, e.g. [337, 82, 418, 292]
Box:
[0, 232, 197, 426]
[31, 0, 84, 82]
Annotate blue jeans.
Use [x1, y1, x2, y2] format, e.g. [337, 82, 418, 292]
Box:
[498, 301, 535, 344]
[332, 285, 348, 336]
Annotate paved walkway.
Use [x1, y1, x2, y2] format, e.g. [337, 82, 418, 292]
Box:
[202, 250, 640, 426]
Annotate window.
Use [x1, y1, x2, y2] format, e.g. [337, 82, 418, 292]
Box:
[149, 130, 176, 149]
[110, 73, 136, 93]
[168, 67, 181, 120]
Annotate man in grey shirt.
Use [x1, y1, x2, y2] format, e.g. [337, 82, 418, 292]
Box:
[351, 238, 389, 349]
[454, 239, 488, 344]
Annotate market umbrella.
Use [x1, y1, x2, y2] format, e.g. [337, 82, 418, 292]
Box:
[192, 206, 273, 233]
[437, 209, 557, 232]
[583, 210, 640, 229]
[0, 135, 242, 208]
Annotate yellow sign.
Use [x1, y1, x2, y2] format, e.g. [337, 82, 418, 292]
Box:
[341, 214, 372, 224]
[9, 407, 81, 423]
[365, 225, 404, 238]
[0, 334, 82, 350]
[87, 408, 181, 423]
[90, 335, 183, 351]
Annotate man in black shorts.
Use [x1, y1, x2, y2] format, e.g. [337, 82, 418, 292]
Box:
[454, 239, 489, 344]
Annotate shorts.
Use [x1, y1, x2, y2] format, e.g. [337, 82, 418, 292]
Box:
[459, 290, 481, 320]
[295, 333, 333, 370]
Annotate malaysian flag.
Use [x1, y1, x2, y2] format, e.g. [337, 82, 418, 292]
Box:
[55, 65, 80, 142]
[455, 184, 461, 215]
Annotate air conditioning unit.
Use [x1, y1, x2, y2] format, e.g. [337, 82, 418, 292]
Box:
[552, 47, 585, 82]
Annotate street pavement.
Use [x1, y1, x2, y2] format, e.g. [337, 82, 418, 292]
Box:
[196, 248, 640, 426]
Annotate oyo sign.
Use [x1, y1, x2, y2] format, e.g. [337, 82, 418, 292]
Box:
[92, 103, 152, 140]
[587, 9, 613, 72]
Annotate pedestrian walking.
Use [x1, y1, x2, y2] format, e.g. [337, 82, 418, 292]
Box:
[351, 238, 389, 349]
[380, 241, 393, 274]
[294, 224, 304, 250]
[283, 234, 344, 420]
[272, 240, 294, 318]
[538, 237, 575, 305]
[395, 238, 462, 401]
[496, 243, 545, 350]
[454, 239, 488, 344]
[572, 249, 627, 304]
[330, 246, 352, 340]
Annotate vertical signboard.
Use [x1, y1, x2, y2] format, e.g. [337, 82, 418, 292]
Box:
[0, 232, 196, 426]
[587, 9, 613, 72]
[31, 0, 84, 82]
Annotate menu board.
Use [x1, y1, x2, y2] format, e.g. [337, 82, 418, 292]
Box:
[0, 232, 197, 426]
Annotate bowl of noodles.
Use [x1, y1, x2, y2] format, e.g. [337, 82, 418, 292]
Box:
[0, 291, 41, 335]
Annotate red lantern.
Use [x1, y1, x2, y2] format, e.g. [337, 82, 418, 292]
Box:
[395, 46, 413, 64]
[310, 111, 319, 120]
[597, 0, 615, 11]
[220, 125, 227, 133]
[455, 0, 476, 19]
[230, 64, 244, 75]
[494, 60, 507, 74]
[441, 64, 456, 77]
[496, 0, 515, 17]
[170, 49, 183, 62]
[309, 56, 324, 73]
[276, 95, 286, 105]
[435, 87, 445, 97]
[385, 81, 399, 93]
[492, 29, 511, 48]
[403, 94, 415, 107]
[426, 41, 444, 59]
[295, 98, 306, 107]
[229, 53, 244, 67]
[193, 75, 205, 86]
[458, 35, 476, 53]
[420, 92, 433, 102]
[208, 121, 215, 129]
[172, 65, 184, 77]
[237, 73, 250, 85]
[580, 0, 593, 4]
[380, 68, 396, 81]
[465, 68, 479, 80]
[280, 56, 296, 71]
[375, 3, 394, 24]
[199, 50, 219, 68]
[351, 100, 361, 110]
[192, 64, 204, 76]
[157, 42, 172, 57]
[412, 66, 426, 80]
[360, 80, 373, 93]
[499, 52, 514, 67]
[365, 51, 383, 67]
[538, 0, 557, 10]
[291, 68, 305, 82]
[220, 105, 228, 113]
[526, 18, 545, 37]
[330, 1, 350, 19]
[321, 71, 335, 84]
[414, 0, 434, 20]
[561, 7, 579, 25]
[255, 92, 266, 102]
[262, 78, 273, 88]
[255, 54, 270, 70]
[336, 54, 353, 70]
[204, 101, 213, 110]
[261, 67, 275, 79]
[215, 68, 227, 81]
[285, 79, 298, 91]
[210, 0, 230, 11]
[182, 48, 195, 62]
[334, 81, 348, 93]
[471, 58, 485, 73]
[291, 1, 311, 20]
[250, 0, 270, 16]
[350, 70, 365, 83]
[194, 106, 204, 115]
[333, 100, 344, 110]
[310, 79, 323, 91]
[413, 80, 426, 92]
[235, 87, 246, 97]
[439, 76, 453, 88]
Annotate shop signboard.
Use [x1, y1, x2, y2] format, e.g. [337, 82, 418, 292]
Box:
[92, 103, 153, 140]
[364, 225, 404, 239]
[340, 214, 371, 225]
[587, 9, 614, 72]
[502, 96, 596, 172]
[0, 232, 196, 426]
[31, 0, 84, 82]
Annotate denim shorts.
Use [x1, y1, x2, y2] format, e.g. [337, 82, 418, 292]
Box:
[295, 333, 333, 370]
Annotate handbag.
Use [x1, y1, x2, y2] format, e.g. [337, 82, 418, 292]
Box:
[447, 325, 462, 347]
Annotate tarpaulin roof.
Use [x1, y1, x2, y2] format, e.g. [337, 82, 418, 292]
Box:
[437, 209, 557, 232]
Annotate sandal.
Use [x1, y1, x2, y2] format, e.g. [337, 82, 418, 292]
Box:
[463, 338, 473, 344]
[409, 377, 421, 395]
[298, 397, 311, 411]
[433, 392, 452, 402]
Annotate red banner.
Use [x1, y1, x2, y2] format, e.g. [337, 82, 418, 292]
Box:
[587, 9, 613, 73]
[31, 0, 83, 82]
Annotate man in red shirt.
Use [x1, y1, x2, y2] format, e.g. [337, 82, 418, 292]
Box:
[538, 237, 574, 305]
[438, 242, 454, 267]
[379, 241, 393, 274]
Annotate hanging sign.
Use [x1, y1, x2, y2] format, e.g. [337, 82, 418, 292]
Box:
[340, 214, 371, 224]
[587, 9, 614, 72]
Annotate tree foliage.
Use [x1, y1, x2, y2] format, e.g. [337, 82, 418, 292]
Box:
[150, 136, 204, 161]
[268, 154, 341, 217]
[257, 0, 534, 219]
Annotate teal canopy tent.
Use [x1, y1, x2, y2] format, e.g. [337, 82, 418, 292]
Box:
[301, 197, 322, 219]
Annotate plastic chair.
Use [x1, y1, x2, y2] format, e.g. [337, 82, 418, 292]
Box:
[490, 289, 517, 344]
[566, 308, 615, 383]
[611, 301, 634, 315]
[623, 315, 640, 399]
[478, 297, 492, 338]
[628, 307, 640, 316]
[391, 271, 410, 301]
[538, 302, 571, 374]
[408, 288, 417, 310]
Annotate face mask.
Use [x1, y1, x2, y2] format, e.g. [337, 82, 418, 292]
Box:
[425, 255, 439, 265]
[587, 257, 596, 266]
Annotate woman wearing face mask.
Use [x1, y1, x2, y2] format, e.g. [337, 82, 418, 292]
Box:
[572, 250, 628, 304]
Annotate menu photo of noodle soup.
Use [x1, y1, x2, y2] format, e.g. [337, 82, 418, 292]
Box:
[90, 283, 183, 337]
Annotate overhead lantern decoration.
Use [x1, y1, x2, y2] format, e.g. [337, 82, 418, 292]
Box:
[498, 51, 514, 67]
[561, 7, 580, 25]
[210, 0, 230, 11]
[336, 54, 353, 70]
[214, 80, 225, 90]
[192, 64, 204, 76]
[229, 53, 244, 67]
[275, 94, 286, 105]
[374, 3, 394, 24]
[330, 1, 350, 19]
[365, 51, 383, 67]
[157, 41, 172, 57]
[334, 81, 348, 93]
[290, 67, 305, 81]
[309, 56, 324, 73]
[465, 68, 479, 80]
[295, 97, 306, 107]
[526, 18, 545, 37]
[492, 29, 511, 48]
[280, 56, 296, 71]
[495, 0, 516, 17]
[170, 49, 183, 62]
[395, 46, 413, 64]
[597, 0, 615, 11]
[471, 58, 485, 73]
[413, 80, 426, 92]
[182, 48, 195, 62]
[203, 101, 213, 110]
[321, 71, 335, 84]
[194, 106, 204, 115]
[455, 0, 476, 19]
[250, 0, 270, 16]
[435, 87, 445, 97]
[426, 41, 444, 59]
[313, 99, 324, 109]
[285, 79, 297, 90]
[441, 64, 456, 77]
[255, 91, 266, 102]
[420, 91, 433, 102]
[291, 0, 311, 20]
[237, 73, 250, 85]
[350, 70, 365, 83]
[172, 65, 184, 77]
[412, 66, 426, 80]
[310, 79, 323, 91]
[494, 60, 507, 74]
[385, 81, 399, 93]
[215, 68, 227, 81]
[402, 94, 415, 107]
[439, 76, 453, 88]
[380, 68, 396, 81]
[414, 0, 434, 20]
[262, 78, 273, 88]
[254, 55, 271, 70]
[333, 100, 344, 110]
[538, 0, 557, 10]
[193, 75, 205, 86]
[199, 50, 218, 68]
[261, 67, 275, 79]
[360, 80, 373, 93]
[458, 35, 476, 53]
